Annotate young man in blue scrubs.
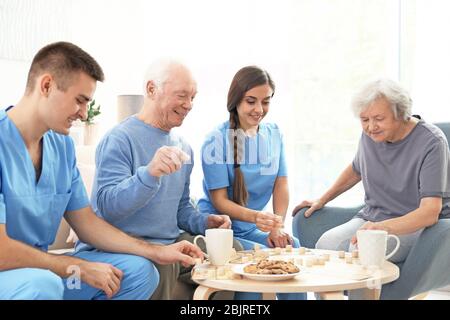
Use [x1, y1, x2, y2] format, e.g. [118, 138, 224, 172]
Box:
[0, 42, 203, 300]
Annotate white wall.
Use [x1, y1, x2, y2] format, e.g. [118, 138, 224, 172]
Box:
[0, 59, 29, 108]
[410, 0, 450, 122]
[1, 1, 449, 226]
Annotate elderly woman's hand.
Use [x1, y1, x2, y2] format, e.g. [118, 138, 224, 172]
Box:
[292, 199, 325, 217]
[350, 221, 391, 245]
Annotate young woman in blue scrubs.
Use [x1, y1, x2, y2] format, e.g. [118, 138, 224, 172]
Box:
[198, 66, 305, 300]
[0, 42, 203, 300]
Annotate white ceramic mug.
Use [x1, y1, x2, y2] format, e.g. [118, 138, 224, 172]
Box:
[193, 229, 233, 266]
[356, 230, 400, 267]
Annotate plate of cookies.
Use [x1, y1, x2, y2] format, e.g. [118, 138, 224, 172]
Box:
[233, 259, 301, 281]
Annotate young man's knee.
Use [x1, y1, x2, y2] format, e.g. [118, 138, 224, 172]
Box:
[143, 262, 160, 297]
[123, 256, 160, 297]
[22, 270, 64, 300]
[127, 255, 159, 281]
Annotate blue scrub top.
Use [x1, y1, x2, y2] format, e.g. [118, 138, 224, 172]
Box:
[0, 107, 89, 251]
[198, 121, 287, 236]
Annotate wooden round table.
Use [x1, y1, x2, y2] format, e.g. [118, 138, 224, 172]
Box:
[192, 249, 400, 300]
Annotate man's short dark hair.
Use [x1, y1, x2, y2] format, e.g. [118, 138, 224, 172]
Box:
[25, 41, 104, 94]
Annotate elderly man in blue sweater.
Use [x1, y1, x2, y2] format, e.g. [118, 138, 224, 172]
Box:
[76, 59, 239, 299]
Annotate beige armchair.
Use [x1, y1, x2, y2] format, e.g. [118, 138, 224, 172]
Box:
[49, 146, 95, 253]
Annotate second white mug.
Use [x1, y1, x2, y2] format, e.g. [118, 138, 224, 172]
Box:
[357, 229, 400, 267]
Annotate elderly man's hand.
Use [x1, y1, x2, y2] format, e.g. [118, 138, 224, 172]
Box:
[148, 146, 190, 177]
[207, 214, 231, 229]
[350, 221, 391, 245]
[153, 240, 205, 268]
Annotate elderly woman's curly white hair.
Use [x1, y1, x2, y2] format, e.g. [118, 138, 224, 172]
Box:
[351, 79, 413, 121]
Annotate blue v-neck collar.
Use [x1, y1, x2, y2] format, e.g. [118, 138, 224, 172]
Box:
[2, 105, 50, 190]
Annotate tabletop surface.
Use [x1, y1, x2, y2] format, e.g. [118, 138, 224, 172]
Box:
[192, 248, 400, 293]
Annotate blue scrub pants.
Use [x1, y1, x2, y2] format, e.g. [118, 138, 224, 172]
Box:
[0, 250, 158, 300]
[234, 228, 306, 300]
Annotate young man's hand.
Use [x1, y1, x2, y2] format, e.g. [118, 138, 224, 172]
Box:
[77, 261, 123, 299]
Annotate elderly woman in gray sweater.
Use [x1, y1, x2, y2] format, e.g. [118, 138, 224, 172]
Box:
[293, 79, 450, 263]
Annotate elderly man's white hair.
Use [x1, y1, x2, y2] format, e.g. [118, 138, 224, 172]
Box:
[351, 79, 413, 121]
[142, 58, 187, 95]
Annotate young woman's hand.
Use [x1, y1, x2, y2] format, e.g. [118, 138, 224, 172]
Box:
[267, 229, 293, 248]
[255, 211, 283, 232]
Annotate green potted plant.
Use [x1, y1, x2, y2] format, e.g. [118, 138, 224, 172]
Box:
[82, 99, 101, 145]
[82, 99, 101, 125]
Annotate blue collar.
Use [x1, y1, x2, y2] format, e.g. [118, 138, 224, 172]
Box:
[0, 107, 11, 121]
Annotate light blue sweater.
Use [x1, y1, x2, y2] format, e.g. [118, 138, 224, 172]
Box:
[76, 116, 209, 249]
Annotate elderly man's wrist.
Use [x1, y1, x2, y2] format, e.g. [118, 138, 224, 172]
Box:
[203, 215, 210, 231]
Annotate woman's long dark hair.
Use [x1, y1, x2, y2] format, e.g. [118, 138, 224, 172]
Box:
[227, 66, 275, 206]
